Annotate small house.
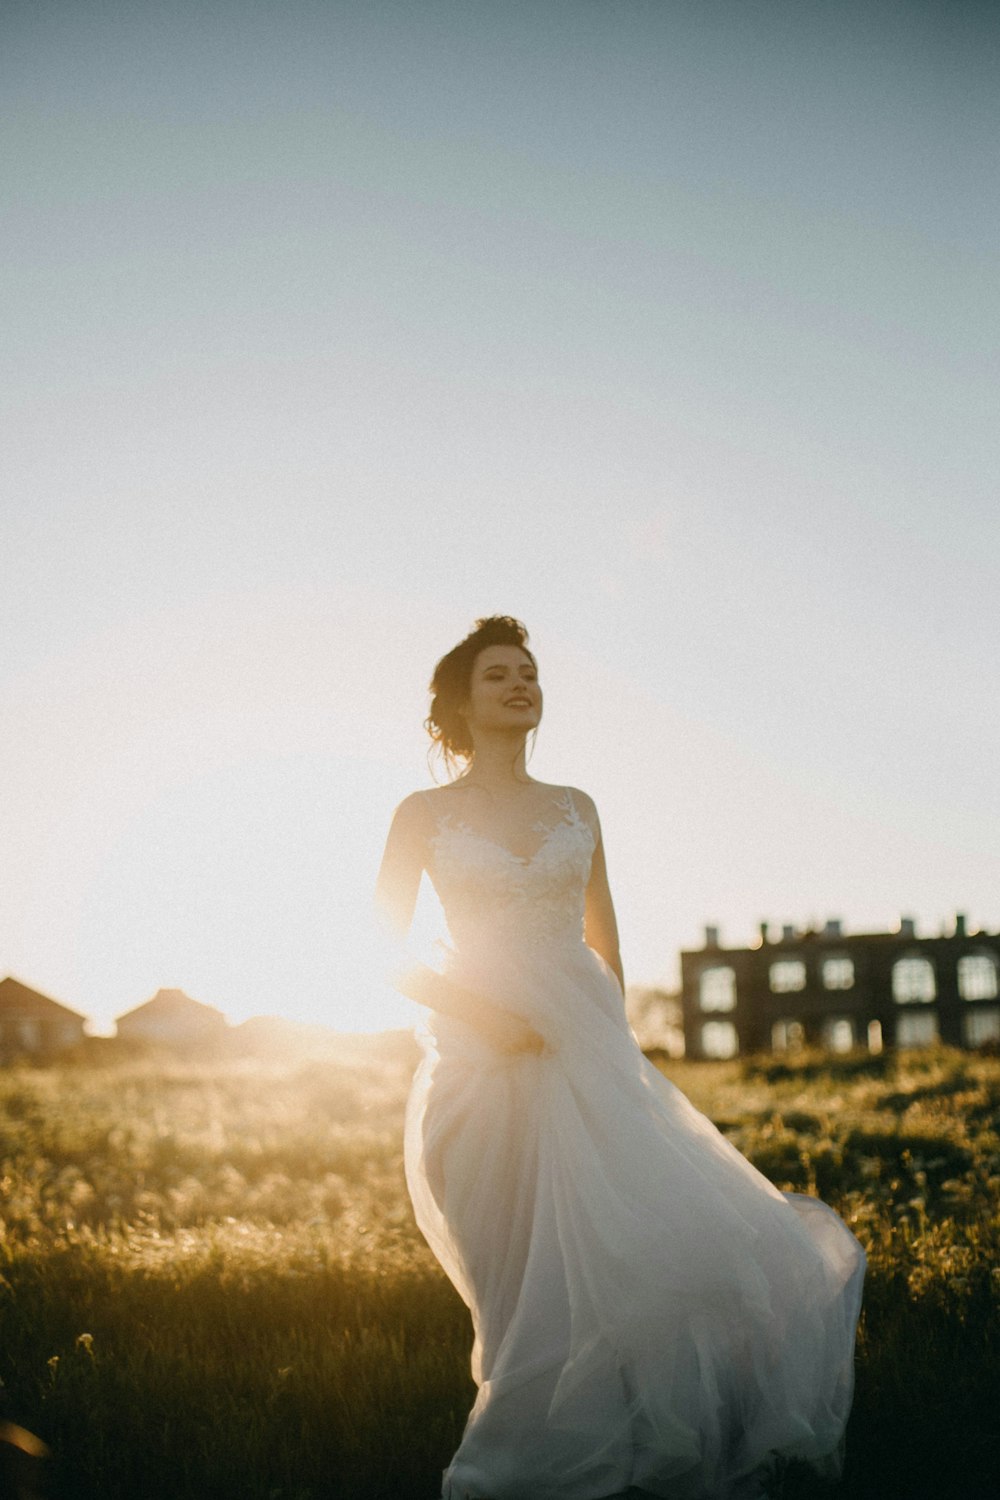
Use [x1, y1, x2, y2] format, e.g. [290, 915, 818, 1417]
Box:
[115, 988, 228, 1048]
[0, 977, 88, 1058]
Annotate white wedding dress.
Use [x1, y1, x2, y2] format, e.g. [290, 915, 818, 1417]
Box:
[404, 788, 865, 1500]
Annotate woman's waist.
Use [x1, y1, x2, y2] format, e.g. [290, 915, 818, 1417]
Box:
[444, 936, 587, 987]
[437, 932, 621, 1023]
[445, 912, 586, 955]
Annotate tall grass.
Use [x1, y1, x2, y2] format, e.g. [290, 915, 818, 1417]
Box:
[1, 1042, 997, 1499]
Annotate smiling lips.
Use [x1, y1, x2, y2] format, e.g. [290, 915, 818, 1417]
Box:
[506, 697, 532, 708]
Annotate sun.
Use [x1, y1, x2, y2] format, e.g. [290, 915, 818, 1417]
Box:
[65, 752, 443, 1037]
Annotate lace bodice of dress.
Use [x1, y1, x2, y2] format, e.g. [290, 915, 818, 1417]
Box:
[426, 787, 596, 951]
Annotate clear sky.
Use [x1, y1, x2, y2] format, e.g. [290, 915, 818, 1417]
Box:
[3, 1, 998, 1035]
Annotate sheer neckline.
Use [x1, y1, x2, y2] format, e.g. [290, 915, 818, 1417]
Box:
[426, 785, 588, 866]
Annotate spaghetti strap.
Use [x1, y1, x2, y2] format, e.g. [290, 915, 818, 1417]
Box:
[561, 786, 589, 837]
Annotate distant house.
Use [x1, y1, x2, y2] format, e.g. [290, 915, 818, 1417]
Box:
[0, 977, 88, 1057]
[681, 914, 1000, 1058]
[115, 989, 228, 1047]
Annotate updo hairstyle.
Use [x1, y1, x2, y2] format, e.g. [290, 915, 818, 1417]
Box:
[426, 615, 536, 774]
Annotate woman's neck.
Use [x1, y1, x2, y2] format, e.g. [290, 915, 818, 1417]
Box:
[460, 734, 532, 789]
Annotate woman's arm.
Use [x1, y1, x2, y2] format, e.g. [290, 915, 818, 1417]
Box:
[374, 793, 428, 941]
[579, 796, 625, 995]
[374, 794, 544, 1053]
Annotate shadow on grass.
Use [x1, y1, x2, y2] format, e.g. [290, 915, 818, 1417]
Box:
[838, 1264, 1000, 1500]
[0, 1242, 470, 1500]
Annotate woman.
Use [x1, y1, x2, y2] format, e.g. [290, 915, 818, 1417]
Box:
[375, 615, 865, 1500]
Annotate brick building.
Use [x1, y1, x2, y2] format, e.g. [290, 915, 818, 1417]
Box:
[680, 914, 1000, 1058]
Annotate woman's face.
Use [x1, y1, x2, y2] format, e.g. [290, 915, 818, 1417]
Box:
[463, 645, 542, 737]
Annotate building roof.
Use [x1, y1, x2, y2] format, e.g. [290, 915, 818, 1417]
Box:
[682, 920, 997, 957]
[0, 976, 88, 1021]
[115, 988, 227, 1025]
[684, 933, 999, 958]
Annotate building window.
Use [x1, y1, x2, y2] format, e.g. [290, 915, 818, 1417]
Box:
[896, 1010, 939, 1047]
[867, 1019, 883, 1054]
[822, 955, 854, 990]
[958, 953, 999, 1002]
[771, 1018, 805, 1052]
[698, 966, 736, 1013]
[892, 955, 936, 1004]
[822, 1017, 854, 1053]
[963, 1007, 1000, 1048]
[700, 1020, 738, 1058]
[769, 960, 806, 993]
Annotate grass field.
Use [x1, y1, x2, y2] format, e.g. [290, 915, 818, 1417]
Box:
[1, 1040, 998, 1500]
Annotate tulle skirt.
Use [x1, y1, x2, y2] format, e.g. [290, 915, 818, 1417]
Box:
[404, 936, 866, 1500]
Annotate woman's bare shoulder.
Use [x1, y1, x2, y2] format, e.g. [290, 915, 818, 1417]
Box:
[563, 783, 597, 809]
[415, 782, 469, 808]
[392, 782, 469, 824]
[525, 777, 587, 800]
[564, 785, 600, 831]
[387, 789, 436, 834]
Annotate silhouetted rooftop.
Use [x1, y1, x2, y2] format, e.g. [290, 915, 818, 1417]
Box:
[0, 976, 87, 1021]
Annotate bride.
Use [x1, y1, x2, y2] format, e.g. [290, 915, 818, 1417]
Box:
[375, 615, 865, 1500]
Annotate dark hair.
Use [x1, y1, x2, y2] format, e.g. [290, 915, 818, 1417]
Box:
[426, 615, 536, 773]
